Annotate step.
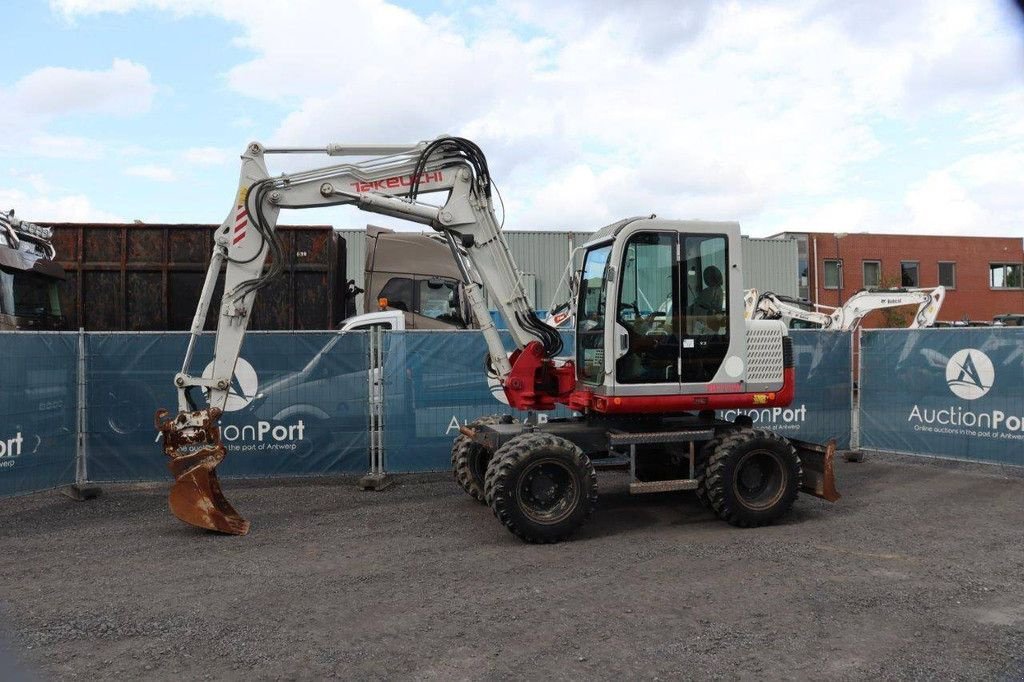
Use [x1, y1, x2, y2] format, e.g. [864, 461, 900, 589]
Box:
[593, 455, 631, 469]
[608, 429, 714, 446]
[629, 479, 698, 494]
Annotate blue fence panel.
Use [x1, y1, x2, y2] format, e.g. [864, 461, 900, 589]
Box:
[85, 332, 370, 482]
[381, 330, 575, 473]
[0, 333, 78, 497]
[488, 310, 551, 330]
[719, 330, 853, 449]
[860, 328, 1024, 465]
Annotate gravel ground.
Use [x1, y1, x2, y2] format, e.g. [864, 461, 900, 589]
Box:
[1, 453, 1023, 681]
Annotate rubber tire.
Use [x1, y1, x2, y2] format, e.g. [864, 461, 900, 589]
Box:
[451, 415, 517, 503]
[694, 434, 726, 508]
[483, 432, 597, 544]
[703, 429, 802, 528]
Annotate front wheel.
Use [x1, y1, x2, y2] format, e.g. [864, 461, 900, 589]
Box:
[703, 429, 802, 528]
[484, 433, 597, 543]
[451, 415, 517, 503]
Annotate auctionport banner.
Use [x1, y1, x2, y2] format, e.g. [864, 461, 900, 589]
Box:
[719, 330, 853, 449]
[380, 330, 576, 473]
[860, 328, 1024, 465]
[85, 332, 370, 482]
[0, 333, 78, 497]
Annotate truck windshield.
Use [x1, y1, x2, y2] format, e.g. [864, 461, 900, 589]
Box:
[0, 268, 61, 318]
[576, 243, 612, 384]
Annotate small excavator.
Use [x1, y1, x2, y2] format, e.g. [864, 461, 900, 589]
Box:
[745, 287, 946, 330]
[157, 136, 839, 542]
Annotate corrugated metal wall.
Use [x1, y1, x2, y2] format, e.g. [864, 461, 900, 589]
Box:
[741, 236, 799, 297]
[336, 228, 798, 313]
[338, 229, 367, 312]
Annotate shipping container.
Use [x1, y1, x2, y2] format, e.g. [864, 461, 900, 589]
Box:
[45, 223, 348, 331]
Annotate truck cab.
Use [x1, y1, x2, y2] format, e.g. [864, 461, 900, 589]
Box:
[0, 211, 65, 330]
[363, 225, 473, 330]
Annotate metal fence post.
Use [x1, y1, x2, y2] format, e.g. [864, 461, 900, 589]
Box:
[846, 327, 864, 462]
[64, 328, 101, 499]
[359, 326, 391, 490]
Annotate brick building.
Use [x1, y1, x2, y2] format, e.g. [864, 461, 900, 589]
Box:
[771, 232, 1024, 325]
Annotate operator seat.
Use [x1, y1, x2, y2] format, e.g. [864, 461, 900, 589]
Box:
[691, 265, 724, 314]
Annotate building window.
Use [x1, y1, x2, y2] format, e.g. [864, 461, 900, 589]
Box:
[990, 263, 1023, 289]
[863, 260, 881, 288]
[938, 262, 956, 289]
[901, 261, 919, 287]
[823, 259, 842, 289]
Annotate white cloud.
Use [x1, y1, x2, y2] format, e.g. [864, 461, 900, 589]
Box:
[182, 146, 231, 165]
[905, 149, 1024, 237]
[47, 0, 1024, 235]
[27, 134, 104, 160]
[0, 59, 157, 160]
[124, 164, 177, 182]
[10, 58, 155, 118]
[50, 0, 202, 19]
[0, 187, 126, 223]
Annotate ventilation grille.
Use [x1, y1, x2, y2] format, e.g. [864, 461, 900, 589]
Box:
[746, 326, 785, 384]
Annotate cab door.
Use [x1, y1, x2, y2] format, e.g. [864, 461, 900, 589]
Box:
[613, 231, 681, 391]
[611, 230, 732, 393]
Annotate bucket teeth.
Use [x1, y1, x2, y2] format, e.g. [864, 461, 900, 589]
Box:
[156, 407, 250, 535]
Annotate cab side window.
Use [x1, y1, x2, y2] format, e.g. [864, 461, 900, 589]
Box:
[418, 278, 466, 328]
[684, 236, 728, 336]
[616, 232, 679, 384]
[378, 277, 414, 312]
[681, 234, 729, 383]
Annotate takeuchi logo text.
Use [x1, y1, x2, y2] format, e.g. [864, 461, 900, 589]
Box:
[351, 171, 443, 194]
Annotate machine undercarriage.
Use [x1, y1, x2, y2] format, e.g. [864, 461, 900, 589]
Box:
[455, 411, 839, 543]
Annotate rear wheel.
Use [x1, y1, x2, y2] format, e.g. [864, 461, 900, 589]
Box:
[451, 415, 518, 503]
[703, 429, 801, 527]
[694, 435, 725, 508]
[484, 433, 597, 544]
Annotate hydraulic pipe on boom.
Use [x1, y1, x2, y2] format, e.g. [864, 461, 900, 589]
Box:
[156, 137, 572, 534]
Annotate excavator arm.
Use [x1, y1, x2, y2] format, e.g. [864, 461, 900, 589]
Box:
[745, 287, 946, 331]
[156, 137, 571, 534]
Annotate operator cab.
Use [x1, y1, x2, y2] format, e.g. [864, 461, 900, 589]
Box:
[575, 218, 759, 399]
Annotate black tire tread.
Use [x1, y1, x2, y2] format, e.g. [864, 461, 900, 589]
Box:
[694, 434, 726, 508]
[704, 429, 802, 528]
[450, 415, 515, 503]
[483, 432, 597, 544]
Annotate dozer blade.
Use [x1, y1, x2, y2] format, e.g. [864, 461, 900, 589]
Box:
[155, 408, 250, 535]
[792, 438, 841, 502]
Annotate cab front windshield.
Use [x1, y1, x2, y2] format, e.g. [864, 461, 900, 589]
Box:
[576, 243, 612, 384]
[0, 268, 61, 319]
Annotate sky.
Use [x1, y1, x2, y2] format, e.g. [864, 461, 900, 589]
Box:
[2, 0, 1023, 237]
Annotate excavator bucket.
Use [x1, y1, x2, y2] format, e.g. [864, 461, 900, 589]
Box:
[792, 438, 841, 502]
[155, 408, 250, 535]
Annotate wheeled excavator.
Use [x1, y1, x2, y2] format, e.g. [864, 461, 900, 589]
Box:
[157, 136, 839, 541]
[745, 287, 946, 330]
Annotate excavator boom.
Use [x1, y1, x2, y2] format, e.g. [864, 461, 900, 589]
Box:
[157, 137, 569, 534]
